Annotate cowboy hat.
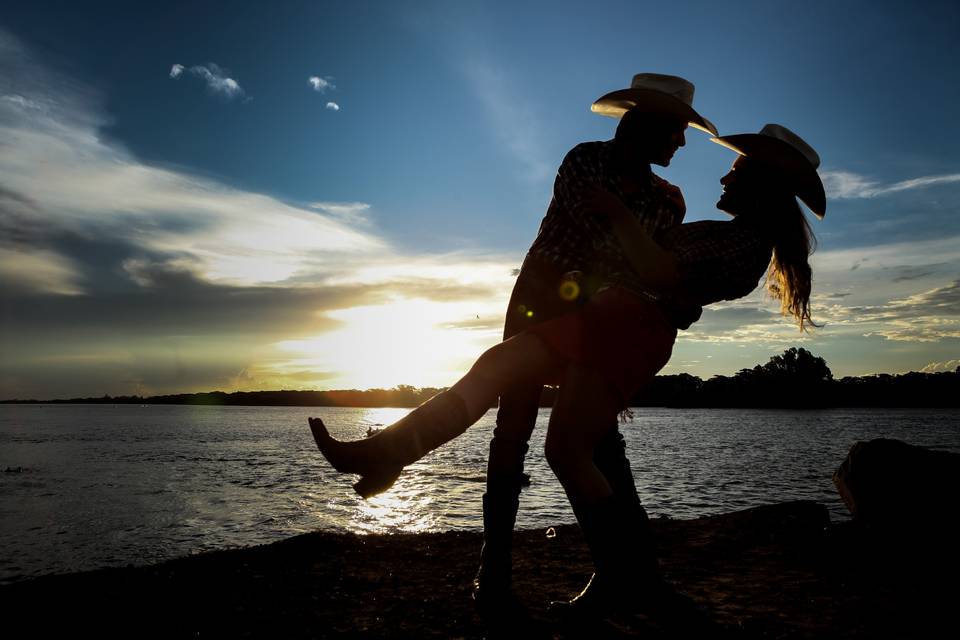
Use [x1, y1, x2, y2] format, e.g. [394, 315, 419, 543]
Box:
[711, 124, 826, 219]
[591, 73, 718, 136]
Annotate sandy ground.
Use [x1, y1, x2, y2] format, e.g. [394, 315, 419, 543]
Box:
[3, 500, 953, 638]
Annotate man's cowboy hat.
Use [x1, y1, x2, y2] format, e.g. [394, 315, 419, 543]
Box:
[591, 73, 718, 136]
[711, 124, 826, 219]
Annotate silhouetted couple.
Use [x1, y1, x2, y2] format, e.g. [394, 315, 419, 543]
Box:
[310, 72, 826, 630]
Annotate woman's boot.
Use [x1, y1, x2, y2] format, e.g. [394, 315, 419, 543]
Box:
[558, 429, 656, 612]
[309, 390, 470, 497]
[551, 494, 711, 629]
[550, 493, 659, 618]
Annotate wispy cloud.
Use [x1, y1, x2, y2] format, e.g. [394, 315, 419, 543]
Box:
[461, 58, 551, 182]
[920, 359, 960, 373]
[308, 75, 335, 93]
[169, 62, 246, 100]
[325, 101, 340, 111]
[820, 170, 960, 199]
[309, 201, 370, 225]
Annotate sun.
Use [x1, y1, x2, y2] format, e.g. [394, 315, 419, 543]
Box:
[274, 298, 502, 390]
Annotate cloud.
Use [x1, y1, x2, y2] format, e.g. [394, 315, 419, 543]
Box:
[190, 63, 244, 98]
[1, 29, 523, 397]
[325, 101, 340, 111]
[167, 61, 245, 99]
[825, 280, 960, 342]
[309, 201, 371, 225]
[1, 46, 383, 287]
[0, 246, 83, 295]
[308, 75, 335, 93]
[920, 359, 960, 373]
[461, 57, 551, 182]
[820, 170, 960, 199]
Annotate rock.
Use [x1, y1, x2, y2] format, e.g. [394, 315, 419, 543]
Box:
[833, 438, 960, 535]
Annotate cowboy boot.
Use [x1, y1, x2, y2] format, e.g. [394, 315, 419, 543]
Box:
[473, 431, 529, 603]
[552, 494, 710, 629]
[472, 491, 527, 625]
[555, 429, 657, 612]
[309, 390, 470, 498]
[549, 493, 660, 619]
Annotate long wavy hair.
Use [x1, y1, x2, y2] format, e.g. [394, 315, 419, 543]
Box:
[763, 191, 818, 331]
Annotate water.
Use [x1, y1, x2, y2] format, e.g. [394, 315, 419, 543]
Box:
[1, 404, 957, 584]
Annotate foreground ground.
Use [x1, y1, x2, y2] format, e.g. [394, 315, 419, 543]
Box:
[3, 501, 952, 638]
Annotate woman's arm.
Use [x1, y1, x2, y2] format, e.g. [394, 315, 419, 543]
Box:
[579, 189, 681, 289]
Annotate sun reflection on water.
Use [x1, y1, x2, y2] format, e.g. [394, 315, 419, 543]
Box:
[349, 473, 439, 534]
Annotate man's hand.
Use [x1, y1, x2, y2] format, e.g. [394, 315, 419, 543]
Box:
[657, 182, 686, 218]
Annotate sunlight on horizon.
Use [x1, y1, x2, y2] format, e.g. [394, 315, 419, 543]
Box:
[273, 298, 503, 390]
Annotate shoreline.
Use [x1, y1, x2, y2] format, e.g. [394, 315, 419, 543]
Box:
[3, 500, 952, 638]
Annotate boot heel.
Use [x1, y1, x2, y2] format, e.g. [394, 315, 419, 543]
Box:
[353, 466, 403, 498]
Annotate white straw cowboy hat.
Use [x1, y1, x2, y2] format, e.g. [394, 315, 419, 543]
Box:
[591, 72, 718, 136]
[711, 124, 826, 219]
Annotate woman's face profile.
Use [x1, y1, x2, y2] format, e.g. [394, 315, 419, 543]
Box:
[717, 157, 749, 215]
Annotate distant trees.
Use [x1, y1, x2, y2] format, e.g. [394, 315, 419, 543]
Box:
[627, 349, 958, 409]
[4, 350, 959, 408]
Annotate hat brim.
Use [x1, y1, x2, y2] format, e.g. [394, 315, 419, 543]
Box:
[711, 134, 826, 219]
[591, 87, 718, 136]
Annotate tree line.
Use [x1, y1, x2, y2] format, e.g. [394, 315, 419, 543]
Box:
[4, 349, 959, 408]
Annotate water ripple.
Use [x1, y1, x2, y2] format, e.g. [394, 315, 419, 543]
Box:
[1, 405, 958, 584]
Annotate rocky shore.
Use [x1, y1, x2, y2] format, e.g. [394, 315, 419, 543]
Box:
[3, 498, 953, 638]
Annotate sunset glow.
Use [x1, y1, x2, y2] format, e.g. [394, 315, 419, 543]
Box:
[275, 298, 505, 390]
[2, 2, 959, 400]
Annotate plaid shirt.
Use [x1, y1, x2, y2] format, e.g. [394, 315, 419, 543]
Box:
[528, 141, 684, 283]
[663, 217, 774, 307]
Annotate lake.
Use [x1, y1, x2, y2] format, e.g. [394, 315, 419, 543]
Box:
[1, 404, 957, 584]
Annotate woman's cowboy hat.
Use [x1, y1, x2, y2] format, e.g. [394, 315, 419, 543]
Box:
[591, 73, 718, 136]
[711, 124, 826, 219]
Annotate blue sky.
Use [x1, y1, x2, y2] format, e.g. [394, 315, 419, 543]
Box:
[2, 0, 959, 398]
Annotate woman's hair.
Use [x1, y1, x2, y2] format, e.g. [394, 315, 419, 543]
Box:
[764, 191, 818, 331]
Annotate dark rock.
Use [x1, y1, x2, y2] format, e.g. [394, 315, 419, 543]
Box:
[833, 438, 960, 536]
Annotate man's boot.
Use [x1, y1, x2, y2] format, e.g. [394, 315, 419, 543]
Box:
[309, 390, 471, 497]
[473, 431, 529, 613]
[472, 491, 523, 617]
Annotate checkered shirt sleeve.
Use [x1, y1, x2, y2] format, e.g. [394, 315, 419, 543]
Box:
[665, 220, 773, 305]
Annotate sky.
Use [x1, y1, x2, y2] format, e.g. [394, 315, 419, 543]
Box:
[1, 0, 959, 399]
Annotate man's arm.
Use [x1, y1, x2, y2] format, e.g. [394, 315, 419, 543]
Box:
[578, 189, 681, 289]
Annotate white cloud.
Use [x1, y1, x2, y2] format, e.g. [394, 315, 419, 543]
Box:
[309, 201, 370, 225]
[0, 246, 83, 295]
[920, 359, 960, 373]
[190, 63, 244, 98]
[820, 169, 960, 199]
[165, 61, 245, 99]
[0, 40, 380, 286]
[308, 75, 335, 93]
[325, 101, 340, 111]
